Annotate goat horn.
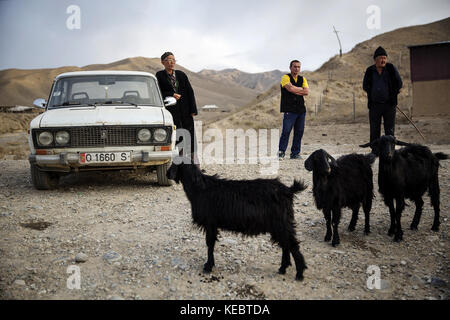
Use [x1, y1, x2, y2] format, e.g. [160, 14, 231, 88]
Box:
[396, 140, 411, 147]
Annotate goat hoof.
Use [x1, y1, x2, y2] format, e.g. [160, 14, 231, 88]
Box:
[364, 228, 371, 235]
[331, 240, 340, 247]
[278, 268, 286, 275]
[388, 229, 395, 236]
[393, 234, 403, 242]
[295, 273, 304, 281]
[348, 225, 356, 232]
[431, 224, 439, 232]
[410, 224, 418, 230]
[324, 235, 332, 242]
[203, 264, 213, 273]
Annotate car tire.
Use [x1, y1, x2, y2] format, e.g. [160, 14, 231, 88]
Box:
[30, 163, 59, 190]
[156, 161, 172, 186]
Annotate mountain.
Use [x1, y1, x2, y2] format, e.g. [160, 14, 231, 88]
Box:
[209, 17, 450, 130]
[0, 57, 259, 116]
[198, 68, 284, 92]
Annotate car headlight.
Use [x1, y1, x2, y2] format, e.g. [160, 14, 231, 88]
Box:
[55, 131, 70, 145]
[37, 131, 53, 146]
[137, 128, 151, 142]
[153, 128, 167, 142]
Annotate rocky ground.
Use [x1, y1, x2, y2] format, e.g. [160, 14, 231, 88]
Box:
[0, 127, 448, 300]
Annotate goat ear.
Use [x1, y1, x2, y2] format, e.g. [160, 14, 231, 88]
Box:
[304, 157, 314, 171]
[328, 154, 338, 168]
[395, 139, 411, 147]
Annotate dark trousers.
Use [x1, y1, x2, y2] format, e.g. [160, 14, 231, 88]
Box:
[173, 113, 198, 163]
[278, 112, 306, 156]
[369, 102, 396, 143]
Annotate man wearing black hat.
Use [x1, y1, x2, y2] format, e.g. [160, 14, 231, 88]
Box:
[363, 46, 402, 152]
[156, 52, 198, 162]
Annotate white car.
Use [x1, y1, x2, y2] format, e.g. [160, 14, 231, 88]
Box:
[28, 70, 178, 189]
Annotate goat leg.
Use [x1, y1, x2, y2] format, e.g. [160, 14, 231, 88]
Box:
[331, 208, 341, 247]
[203, 228, 217, 273]
[323, 209, 332, 242]
[410, 198, 424, 230]
[292, 250, 307, 281]
[429, 177, 441, 232]
[278, 247, 291, 275]
[287, 235, 307, 281]
[386, 198, 396, 237]
[348, 204, 360, 232]
[363, 197, 372, 235]
[394, 198, 405, 242]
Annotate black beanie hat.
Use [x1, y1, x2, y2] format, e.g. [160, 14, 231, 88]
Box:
[161, 52, 174, 61]
[373, 46, 387, 59]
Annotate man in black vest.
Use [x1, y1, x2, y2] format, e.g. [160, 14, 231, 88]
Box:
[363, 46, 402, 153]
[156, 52, 198, 162]
[278, 60, 309, 159]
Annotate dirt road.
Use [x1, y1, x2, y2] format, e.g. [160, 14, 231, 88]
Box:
[0, 135, 448, 300]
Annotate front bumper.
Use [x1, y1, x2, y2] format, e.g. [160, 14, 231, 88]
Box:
[29, 150, 178, 169]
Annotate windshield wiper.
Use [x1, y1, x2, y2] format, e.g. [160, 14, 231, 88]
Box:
[52, 101, 96, 108]
[104, 100, 138, 107]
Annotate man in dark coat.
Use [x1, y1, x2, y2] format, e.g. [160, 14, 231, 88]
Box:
[363, 46, 402, 153]
[156, 52, 198, 162]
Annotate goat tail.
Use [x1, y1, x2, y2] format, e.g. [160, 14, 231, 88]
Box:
[434, 152, 449, 161]
[290, 179, 307, 194]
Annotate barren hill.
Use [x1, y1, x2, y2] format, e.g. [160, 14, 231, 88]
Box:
[198, 68, 284, 92]
[0, 57, 258, 116]
[209, 17, 450, 131]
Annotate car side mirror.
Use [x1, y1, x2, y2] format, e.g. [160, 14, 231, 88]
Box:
[33, 98, 47, 109]
[164, 96, 177, 107]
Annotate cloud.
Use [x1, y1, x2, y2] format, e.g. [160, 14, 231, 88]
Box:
[0, 0, 449, 72]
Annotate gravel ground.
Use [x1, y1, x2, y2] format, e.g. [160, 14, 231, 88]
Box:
[0, 141, 449, 300]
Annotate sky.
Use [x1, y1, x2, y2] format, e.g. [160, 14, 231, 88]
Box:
[0, 0, 449, 73]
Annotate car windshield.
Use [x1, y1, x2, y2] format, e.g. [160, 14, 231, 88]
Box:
[47, 75, 164, 109]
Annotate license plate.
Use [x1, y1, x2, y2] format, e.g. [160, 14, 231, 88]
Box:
[80, 152, 131, 164]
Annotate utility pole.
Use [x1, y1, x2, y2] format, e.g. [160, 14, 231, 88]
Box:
[333, 26, 342, 57]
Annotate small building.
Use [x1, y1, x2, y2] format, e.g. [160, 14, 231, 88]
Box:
[408, 41, 450, 116]
[202, 104, 219, 112]
[0, 105, 34, 113]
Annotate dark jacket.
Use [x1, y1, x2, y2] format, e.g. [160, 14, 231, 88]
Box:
[363, 62, 402, 109]
[156, 70, 198, 129]
[280, 74, 306, 114]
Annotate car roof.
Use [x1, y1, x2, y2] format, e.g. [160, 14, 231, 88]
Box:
[55, 70, 156, 80]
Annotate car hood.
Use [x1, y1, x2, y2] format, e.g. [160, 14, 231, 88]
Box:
[39, 105, 171, 127]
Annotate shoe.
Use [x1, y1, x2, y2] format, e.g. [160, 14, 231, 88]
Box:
[278, 151, 285, 159]
[290, 154, 302, 159]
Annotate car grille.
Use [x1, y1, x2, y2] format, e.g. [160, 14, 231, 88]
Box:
[32, 126, 172, 148]
[70, 126, 136, 147]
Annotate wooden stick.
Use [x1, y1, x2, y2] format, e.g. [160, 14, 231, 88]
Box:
[396, 106, 425, 140]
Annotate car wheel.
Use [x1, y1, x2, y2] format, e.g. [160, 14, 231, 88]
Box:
[30, 163, 59, 190]
[156, 161, 172, 186]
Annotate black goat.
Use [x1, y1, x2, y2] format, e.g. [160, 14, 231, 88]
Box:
[360, 135, 448, 242]
[304, 149, 376, 247]
[166, 160, 308, 281]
